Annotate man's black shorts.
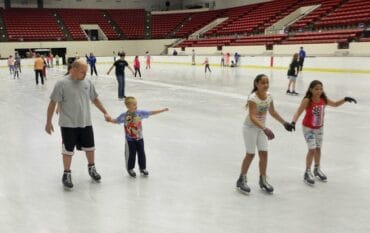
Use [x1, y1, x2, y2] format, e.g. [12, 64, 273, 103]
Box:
[61, 126, 95, 155]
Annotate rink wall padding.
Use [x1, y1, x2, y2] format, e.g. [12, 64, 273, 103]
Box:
[1, 55, 370, 74]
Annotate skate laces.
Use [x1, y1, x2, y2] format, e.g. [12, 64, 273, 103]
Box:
[262, 176, 272, 187]
[89, 166, 97, 174]
[315, 167, 326, 177]
[242, 175, 248, 185]
[65, 173, 72, 183]
[306, 170, 314, 179]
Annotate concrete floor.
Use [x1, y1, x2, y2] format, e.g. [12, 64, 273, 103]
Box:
[0, 63, 369, 233]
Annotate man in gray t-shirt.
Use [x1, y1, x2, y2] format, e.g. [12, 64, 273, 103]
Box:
[45, 59, 111, 189]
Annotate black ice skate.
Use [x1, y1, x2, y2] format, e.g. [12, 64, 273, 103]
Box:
[314, 166, 327, 182]
[62, 171, 73, 189]
[140, 169, 149, 177]
[236, 174, 251, 194]
[259, 175, 274, 193]
[304, 169, 315, 185]
[128, 169, 136, 178]
[88, 165, 101, 181]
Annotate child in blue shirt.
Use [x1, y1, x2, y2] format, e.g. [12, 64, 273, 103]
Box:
[86, 53, 98, 76]
[108, 96, 169, 177]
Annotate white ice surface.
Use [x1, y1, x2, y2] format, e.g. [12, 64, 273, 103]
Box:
[0, 63, 369, 233]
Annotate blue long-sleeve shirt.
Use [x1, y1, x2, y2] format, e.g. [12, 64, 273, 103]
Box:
[86, 56, 96, 66]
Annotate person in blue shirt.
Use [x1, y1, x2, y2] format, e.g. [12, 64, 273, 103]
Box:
[86, 52, 98, 76]
[298, 47, 306, 71]
[107, 96, 169, 177]
[234, 52, 240, 66]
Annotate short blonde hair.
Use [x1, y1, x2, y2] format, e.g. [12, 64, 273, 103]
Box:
[124, 96, 137, 106]
[71, 59, 88, 69]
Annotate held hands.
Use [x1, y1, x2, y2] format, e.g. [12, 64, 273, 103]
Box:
[263, 128, 275, 140]
[104, 113, 112, 122]
[291, 122, 296, 131]
[283, 122, 294, 132]
[104, 112, 112, 122]
[344, 96, 357, 104]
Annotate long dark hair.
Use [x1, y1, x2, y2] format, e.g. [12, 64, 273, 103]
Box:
[246, 74, 268, 109]
[292, 53, 299, 63]
[304, 80, 328, 103]
[251, 74, 267, 93]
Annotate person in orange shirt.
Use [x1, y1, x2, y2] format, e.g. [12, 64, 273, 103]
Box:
[34, 54, 45, 85]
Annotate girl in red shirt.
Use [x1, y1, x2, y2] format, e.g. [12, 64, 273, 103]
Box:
[133, 56, 141, 78]
[291, 80, 357, 185]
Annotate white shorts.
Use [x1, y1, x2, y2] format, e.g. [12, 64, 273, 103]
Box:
[243, 124, 268, 154]
[288, 75, 297, 81]
[302, 126, 323, 149]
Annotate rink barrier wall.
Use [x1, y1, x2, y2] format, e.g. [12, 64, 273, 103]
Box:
[1, 55, 370, 74]
[170, 42, 370, 57]
[0, 39, 176, 58]
[2, 40, 370, 58]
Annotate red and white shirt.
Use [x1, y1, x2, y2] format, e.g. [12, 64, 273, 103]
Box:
[302, 98, 326, 129]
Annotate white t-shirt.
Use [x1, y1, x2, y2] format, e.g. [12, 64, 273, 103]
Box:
[244, 92, 272, 127]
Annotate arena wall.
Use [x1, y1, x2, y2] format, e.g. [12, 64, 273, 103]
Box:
[169, 42, 370, 57]
[1, 53, 370, 74]
[0, 39, 176, 58]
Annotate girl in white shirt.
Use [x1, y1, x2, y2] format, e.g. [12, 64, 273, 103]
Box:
[236, 74, 294, 194]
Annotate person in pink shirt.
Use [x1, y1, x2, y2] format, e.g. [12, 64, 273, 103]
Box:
[225, 52, 230, 66]
[145, 51, 151, 69]
[49, 53, 54, 68]
[7, 55, 15, 75]
[133, 56, 141, 78]
[291, 80, 357, 185]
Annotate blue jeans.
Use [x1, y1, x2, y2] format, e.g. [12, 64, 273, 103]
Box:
[116, 74, 125, 98]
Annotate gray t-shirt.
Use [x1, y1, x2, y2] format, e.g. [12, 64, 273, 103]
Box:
[50, 76, 98, 128]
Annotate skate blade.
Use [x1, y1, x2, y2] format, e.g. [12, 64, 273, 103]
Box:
[236, 187, 250, 195]
[303, 179, 315, 186]
[63, 185, 73, 190]
[260, 187, 274, 194]
[315, 176, 328, 182]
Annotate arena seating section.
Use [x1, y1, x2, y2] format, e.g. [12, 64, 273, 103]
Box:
[0, 0, 369, 45]
[57, 9, 118, 40]
[173, 10, 223, 37]
[205, 0, 299, 36]
[0, 8, 64, 41]
[107, 9, 145, 39]
[315, 0, 370, 28]
[289, 0, 343, 31]
[151, 12, 191, 39]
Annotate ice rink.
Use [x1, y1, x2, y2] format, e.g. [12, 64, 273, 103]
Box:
[0, 61, 369, 233]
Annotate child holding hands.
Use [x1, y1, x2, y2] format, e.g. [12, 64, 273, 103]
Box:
[107, 97, 169, 177]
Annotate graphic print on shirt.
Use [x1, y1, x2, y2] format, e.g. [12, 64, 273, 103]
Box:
[124, 113, 143, 140]
[312, 105, 325, 127]
[256, 100, 269, 122]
